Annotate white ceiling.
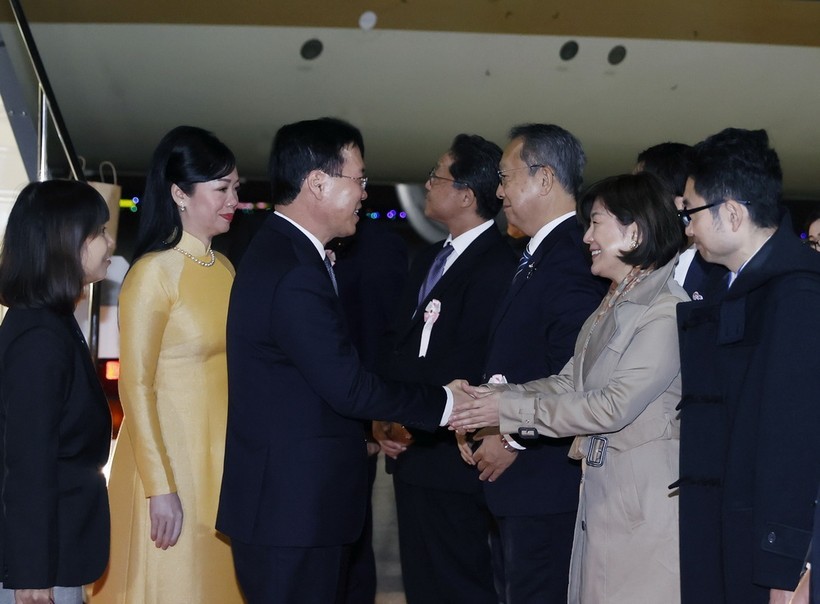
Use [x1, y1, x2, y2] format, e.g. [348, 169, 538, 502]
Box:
[15, 22, 820, 198]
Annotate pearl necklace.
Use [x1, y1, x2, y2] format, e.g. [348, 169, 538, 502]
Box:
[172, 246, 216, 267]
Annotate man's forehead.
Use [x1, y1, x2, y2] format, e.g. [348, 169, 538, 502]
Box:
[682, 178, 699, 207]
[436, 152, 454, 168]
[341, 144, 365, 168]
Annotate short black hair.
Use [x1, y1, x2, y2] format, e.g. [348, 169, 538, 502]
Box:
[509, 123, 586, 198]
[688, 128, 782, 229]
[0, 180, 109, 314]
[804, 209, 820, 234]
[447, 134, 503, 220]
[635, 142, 692, 252]
[135, 125, 236, 261]
[580, 173, 681, 271]
[270, 117, 365, 205]
[636, 142, 692, 197]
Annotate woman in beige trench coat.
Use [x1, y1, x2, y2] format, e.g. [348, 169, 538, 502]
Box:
[452, 173, 688, 603]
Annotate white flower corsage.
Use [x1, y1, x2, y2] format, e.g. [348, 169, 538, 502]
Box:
[418, 298, 441, 357]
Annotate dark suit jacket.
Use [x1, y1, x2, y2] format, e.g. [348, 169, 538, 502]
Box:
[381, 225, 516, 493]
[482, 216, 608, 516]
[0, 308, 111, 589]
[677, 218, 820, 603]
[217, 213, 446, 548]
[334, 219, 409, 372]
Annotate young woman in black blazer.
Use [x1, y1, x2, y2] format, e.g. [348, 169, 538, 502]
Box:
[0, 180, 113, 604]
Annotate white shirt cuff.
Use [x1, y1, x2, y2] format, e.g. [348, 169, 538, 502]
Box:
[440, 386, 454, 426]
[503, 434, 525, 450]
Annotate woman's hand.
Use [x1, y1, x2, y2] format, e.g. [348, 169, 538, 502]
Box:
[149, 492, 183, 549]
[14, 588, 53, 604]
[449, 386, 500, 432]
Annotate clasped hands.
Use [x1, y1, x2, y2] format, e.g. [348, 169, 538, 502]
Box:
[447, 380, 518, 482]
[446, 379, 501, 433]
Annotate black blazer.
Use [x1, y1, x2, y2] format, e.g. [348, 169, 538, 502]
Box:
[381, 225, 516, 493]
[0, 308, 111, 589]
[217, 214, 446, 548]
[482, 217, 608, 516]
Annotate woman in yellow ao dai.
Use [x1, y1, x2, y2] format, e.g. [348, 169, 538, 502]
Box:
[91, 126, 244, 604]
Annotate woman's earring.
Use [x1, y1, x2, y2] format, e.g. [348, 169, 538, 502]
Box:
[630, 237, 638, 250]
[178, 205, 186, 212]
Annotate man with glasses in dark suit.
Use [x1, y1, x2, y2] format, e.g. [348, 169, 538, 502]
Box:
[217, 117, 471, 603]
[374, 134, 515, 604]
[475, 124, 607, 603]
[675, 128, 820, 604]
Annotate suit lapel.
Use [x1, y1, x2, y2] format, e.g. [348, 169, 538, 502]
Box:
[579, 305, 615, 383]
[401, 227, 502, 339]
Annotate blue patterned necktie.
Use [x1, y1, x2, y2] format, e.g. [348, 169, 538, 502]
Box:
[324, 254, 338, 295]
[418, 243, 454, 305]
[513, 248, 532, 283]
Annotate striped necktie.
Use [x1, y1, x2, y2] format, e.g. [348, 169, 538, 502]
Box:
[513, 248, 532, 283]
[324, 254, 338, 295]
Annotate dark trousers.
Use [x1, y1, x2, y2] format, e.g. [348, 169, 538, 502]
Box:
[493, 511, 576, 604]
[394, 475, 497, 604]
[231, 539, 351, 604]
[343, 453, 378, 604]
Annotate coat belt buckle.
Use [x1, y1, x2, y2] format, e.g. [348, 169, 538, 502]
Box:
[586, 435, 608, 468]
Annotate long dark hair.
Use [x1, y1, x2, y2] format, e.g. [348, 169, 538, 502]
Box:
[134, 125, 235, 261]
[0, 180, 109, 314]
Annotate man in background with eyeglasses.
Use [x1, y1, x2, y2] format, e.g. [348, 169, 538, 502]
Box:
[373, 133, 515, 604]
[803, 210, 820, 252]
[217, 117, 472, 603]
[675, 128, 820, 604]
[634, 141, 726, 301]
[474, 124, 607, 603]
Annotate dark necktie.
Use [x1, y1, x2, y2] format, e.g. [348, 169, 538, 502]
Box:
[324, 254, 338, 295]
[418, 244, 454, 305]
[513, 248, 532, 283]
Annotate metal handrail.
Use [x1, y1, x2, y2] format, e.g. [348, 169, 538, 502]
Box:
[7, 0, 101, 360]
[8, 0, 83, 181]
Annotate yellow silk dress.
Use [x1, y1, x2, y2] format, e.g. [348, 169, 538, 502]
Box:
[91, 231, 243, 604]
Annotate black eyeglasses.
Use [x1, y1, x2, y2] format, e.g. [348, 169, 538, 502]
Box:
[331, 174, 368, 190]
[497, 164, 546, 185]
[677, 199, 751, 226]
[803, 238, 820, 252]
[427, 168, 468, 187]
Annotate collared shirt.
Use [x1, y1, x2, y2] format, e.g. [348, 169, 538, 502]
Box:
[275, 210, 326, 259]
[440, 220, 495, 274]
[526, 211, 577, 255]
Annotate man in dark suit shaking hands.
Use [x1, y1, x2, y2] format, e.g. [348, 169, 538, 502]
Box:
[374, 134, 515, 603]
[476, 124, 607, 603]
[217, 118, 466, 603]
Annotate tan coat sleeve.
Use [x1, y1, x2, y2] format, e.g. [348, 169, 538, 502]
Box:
[498, 299, 680, 440]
